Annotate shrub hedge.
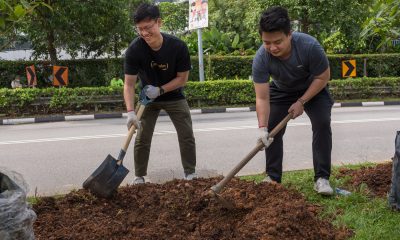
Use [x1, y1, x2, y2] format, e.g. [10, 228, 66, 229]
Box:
[1, 54, 399, 88]
[1, 77, 399, 117]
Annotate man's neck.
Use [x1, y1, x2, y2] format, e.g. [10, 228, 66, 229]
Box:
[149, 34, 163, 51]
[279, 43, 292, 60]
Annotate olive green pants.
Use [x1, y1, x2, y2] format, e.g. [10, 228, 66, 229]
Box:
[134, 99, 196, 177]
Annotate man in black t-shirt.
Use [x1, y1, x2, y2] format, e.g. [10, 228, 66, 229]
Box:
[124, 3, 196, 184]
[252, 6, 334, 195]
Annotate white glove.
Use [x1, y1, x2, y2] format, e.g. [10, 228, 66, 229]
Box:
[258, 127, 274, 150]
[126, 111, 141, 130]
[145, 85, 161, 99]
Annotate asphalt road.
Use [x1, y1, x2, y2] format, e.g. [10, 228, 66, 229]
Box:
[1, 105, 399, 196]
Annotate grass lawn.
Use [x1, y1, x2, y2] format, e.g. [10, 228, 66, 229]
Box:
[242, 163, 400, 240]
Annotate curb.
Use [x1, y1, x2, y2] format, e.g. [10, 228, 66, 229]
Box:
[1, 101, 400, 125]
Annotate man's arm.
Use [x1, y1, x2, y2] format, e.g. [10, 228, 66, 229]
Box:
[254, 82, 270, 128]
[289, 66, 330, 118]
[159, 70, 189, 93]
[124, 74, 137, 111]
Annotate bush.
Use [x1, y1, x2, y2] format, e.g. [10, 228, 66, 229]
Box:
[2, 54, 399, 88]
[1, 77, 399, 117]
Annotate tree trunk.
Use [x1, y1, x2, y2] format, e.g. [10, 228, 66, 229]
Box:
[113, 35, 119, 58]
[46, 29, 58, 64]
[300, 16, 310, 34]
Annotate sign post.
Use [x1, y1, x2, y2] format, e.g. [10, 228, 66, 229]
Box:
[189, 0, 208, 82]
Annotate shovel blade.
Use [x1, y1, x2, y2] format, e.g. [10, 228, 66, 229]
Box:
[82, 154, 129, 198]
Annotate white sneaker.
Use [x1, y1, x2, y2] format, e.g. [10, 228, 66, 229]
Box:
[184, 173, 197, 180]
[262, 176, 277, 183]
[314, 178, 334, 195]
[132, 176, 145, 185]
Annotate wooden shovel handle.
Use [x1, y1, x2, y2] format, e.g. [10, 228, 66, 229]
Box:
[211, 112, 293, 194]
[269, 112, 293, 138]
[123, 104, 145, 152]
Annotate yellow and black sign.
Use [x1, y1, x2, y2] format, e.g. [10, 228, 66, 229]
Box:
[342, 59, 356, 78]
[26, 65, 37, 87]
[53, 66, 69, 86]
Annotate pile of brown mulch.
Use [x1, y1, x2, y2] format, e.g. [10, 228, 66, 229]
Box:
[337, 162, 392, 197]
[33, 178, 352, 240]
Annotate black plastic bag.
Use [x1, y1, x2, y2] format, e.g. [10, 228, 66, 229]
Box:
[0, 168, 36, 240]
[388, 131, 400, 211]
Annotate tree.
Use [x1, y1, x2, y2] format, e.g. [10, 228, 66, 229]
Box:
[361, 0, 400, 52]
[275, 0, 373, 53]
[0, 0, 50, 51]
[205, 0, 373, 54]
[208, 0, 264, 50]
[159, 1, 188, 36]
[23, 0, 135, 63]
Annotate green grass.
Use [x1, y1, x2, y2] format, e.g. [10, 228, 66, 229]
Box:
[242, 163, 400, 240]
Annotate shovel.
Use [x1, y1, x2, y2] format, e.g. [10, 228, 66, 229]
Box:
[82, 87, 153, 198]
[209, 112, 293, 208]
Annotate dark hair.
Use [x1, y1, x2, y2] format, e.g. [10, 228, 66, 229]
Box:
[259, 6, 291, 35]
[133, 3, 160, 24]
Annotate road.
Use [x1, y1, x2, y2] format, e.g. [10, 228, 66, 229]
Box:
[1, 106, 399, 196]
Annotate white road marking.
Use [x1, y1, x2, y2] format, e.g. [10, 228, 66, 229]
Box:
[1, 117, 399, 145]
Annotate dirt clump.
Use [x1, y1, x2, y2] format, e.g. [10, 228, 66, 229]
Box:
[33, 177, 352, 240]
[337, 162, 392, 197]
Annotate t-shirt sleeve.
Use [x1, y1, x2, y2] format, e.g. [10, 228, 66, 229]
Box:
[124, 46, 139, 75]
[176, 42, 191, 72]
[252, 47, 270, 83]
[309, 42, 329, 76]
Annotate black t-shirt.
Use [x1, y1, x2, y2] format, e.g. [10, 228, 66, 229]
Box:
[124, 33, 191, 101]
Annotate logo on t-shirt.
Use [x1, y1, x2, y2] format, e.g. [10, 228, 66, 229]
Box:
[151, 61, 169, 71]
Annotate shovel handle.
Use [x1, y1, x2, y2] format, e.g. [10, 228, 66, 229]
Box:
[211, 112, 293, 194]
[123, 104, 145, 151]
[116, 104, 145, 163]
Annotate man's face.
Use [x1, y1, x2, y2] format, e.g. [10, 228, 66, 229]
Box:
[261, 31, 292, 59]
[135, 18, 161, 44]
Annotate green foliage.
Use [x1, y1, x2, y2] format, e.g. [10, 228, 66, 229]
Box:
[190, 55, 253, 81]
[271, 0, 373, 53]
[203, 0, 374, 54]
[2, 77, 399, 116]
[208, 0, 265, 51]
[0, 58, 124, 88]
[22, 0, 135, 63]
[361, 0, 400, 52]
[2, 54, 400, 86]
[185, 80, 256, 107]
[323, 32, 355, 54]
[159, 1, 189, 36]
[183, 28, 256, 56]
[329, 77, 400, 100]
[0, 86, 124, 116]
[328, 53, 400, 79]
[0, 0, 50, 51]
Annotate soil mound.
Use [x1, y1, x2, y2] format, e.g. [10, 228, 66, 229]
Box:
[33, 178, 351, 240]
[337, 162, 392, 197]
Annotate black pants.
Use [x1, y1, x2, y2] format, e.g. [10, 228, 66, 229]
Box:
[266, 87, 333, 183]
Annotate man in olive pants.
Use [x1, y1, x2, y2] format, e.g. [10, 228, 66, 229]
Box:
[124, 3, 196, 184]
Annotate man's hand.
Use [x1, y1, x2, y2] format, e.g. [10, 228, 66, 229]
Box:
[288, 99, 305, 119]
[258, 127, 274, 150]
[127, 111, 141, 130]
[145, 85, 161, 99]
